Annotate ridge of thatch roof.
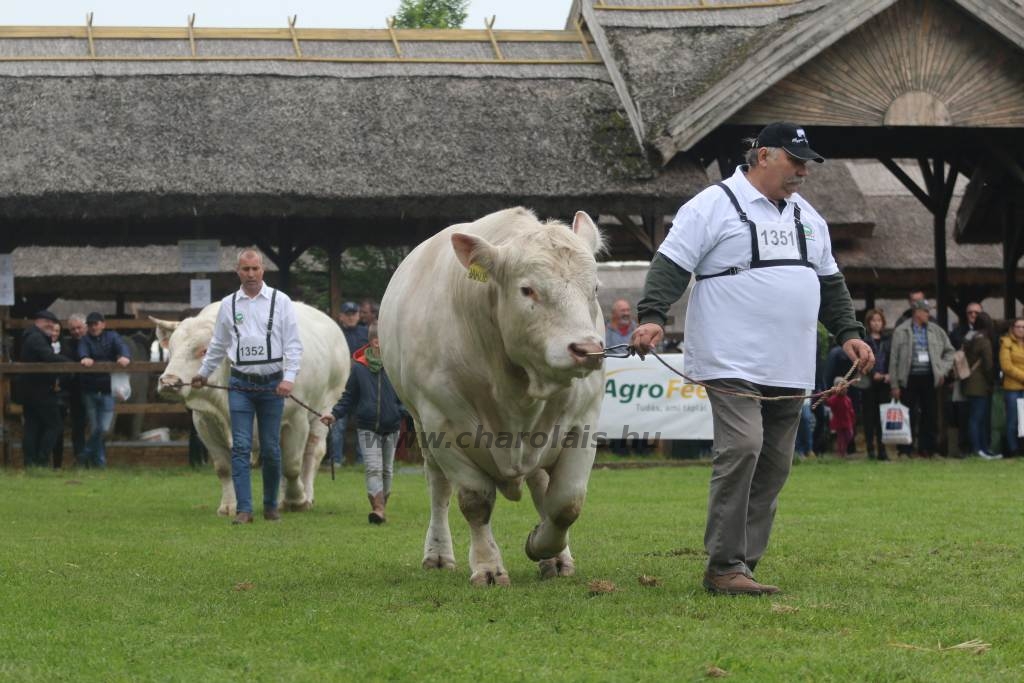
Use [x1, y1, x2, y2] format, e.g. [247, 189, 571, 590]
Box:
[0, 25, 599, 64]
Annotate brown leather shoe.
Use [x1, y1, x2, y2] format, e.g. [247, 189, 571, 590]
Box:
[231, 512, 254, 525]
[703, 571, 780, 596]
[263, 508, 281, 522]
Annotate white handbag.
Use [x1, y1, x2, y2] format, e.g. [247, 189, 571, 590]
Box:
[1017, 398, 1024, 439]
[880, 400, 912, 445]
[111, 372, 132, 402]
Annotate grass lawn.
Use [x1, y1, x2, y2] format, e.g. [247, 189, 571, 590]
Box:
[1, 458, 1022, 682]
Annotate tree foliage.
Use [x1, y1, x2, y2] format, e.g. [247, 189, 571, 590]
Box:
[393, 0, 469, 29]
[292, 246, 409, 313]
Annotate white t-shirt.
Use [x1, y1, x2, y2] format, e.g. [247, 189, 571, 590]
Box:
[658, 166, 839, 389]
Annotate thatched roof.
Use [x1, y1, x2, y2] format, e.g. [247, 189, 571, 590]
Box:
[836, 160, 1000, 271]
[574, 0, 1024, 163]
[0, 26, 708, 244]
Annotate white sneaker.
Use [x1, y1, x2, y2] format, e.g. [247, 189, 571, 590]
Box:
[978, 450, 1003, 460]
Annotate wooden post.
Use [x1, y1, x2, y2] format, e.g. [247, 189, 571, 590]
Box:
[929, 158, 950, 331]
[85, 12, 95, 58]
[288, 15, 302, 59]
[574, 19, 594, 61]
[386, 17, 402, 58]
[1005, 203, 1023, 320]
[328, 241, 343, 323]
[0, 306, 7, 467]
[187, 14, 197, 58]
[485, 16, 504, 61]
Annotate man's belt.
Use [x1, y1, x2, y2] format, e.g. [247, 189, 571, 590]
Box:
[230, 368, 284, 385]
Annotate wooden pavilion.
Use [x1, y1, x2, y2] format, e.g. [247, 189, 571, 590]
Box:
[0, 0, 1022, 327]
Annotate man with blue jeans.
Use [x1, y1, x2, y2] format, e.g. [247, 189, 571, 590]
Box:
[192, 248, 303, 525]
[78, 312, 132, 468]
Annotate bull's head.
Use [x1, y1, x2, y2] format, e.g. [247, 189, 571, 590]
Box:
[150, 314, 212, 401]
[451, 210, 605, 400]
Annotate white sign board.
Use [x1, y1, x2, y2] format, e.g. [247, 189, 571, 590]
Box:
[597, 355, 713, 440]
[190, 279, 212, 309]
[0, 254, 12, 306]
[179, 240, 220, 273]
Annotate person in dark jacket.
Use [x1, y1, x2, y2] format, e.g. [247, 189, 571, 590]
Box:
[963, 312, 1001, 459]
[54, 313, 88, 466]
[77, 312, 132, 468]
[861, 308, 892, 460]
[18, 310, 74, 467]
[321, 323, 403, 524]
[328, 301, 369, 466]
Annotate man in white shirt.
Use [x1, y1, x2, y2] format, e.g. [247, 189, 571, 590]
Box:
[192, 248, 303, 525]
[632, 122, 874, 595]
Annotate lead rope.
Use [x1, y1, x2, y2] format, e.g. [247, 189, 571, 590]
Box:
[594, 345, 861, 410]
[166, 379, 336, 478]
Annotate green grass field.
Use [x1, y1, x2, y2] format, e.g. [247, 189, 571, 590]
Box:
[1, 458, 1022, 682]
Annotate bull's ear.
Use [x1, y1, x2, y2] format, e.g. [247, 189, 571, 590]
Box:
[451, 233, 497, 282]
[572, 211, 604, 256]
[149, 316, 179, 343]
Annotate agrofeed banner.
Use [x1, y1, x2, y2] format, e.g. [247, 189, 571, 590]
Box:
[598, 355, 713, 440]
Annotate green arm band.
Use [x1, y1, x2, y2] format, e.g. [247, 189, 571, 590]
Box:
[819, 273, 863, 344]
[637, 253, 692, 327]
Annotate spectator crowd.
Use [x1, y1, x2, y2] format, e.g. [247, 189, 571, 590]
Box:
[9, 288, 1023, 469]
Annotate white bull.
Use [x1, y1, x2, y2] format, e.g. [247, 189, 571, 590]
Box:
[380, 207, 605, 585]
[153, 302, 349, 515]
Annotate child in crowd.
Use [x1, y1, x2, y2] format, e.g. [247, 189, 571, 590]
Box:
[825, 377, 856, 458]
[320, 323, 403, 524]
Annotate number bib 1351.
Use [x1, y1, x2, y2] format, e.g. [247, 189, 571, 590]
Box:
[756, 219, 802, 261]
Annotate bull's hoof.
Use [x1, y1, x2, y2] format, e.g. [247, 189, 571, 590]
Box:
[470, 569, 511, 587]
[538, 555, 576, 580]
[217, 504, 236, 517]
[282, 500, 312, 512]
[525, 525, 551, 562]
[422, 555, 457, 571]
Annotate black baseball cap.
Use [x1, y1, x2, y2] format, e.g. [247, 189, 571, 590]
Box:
[341, 301, 359, 313]
[754, 122, 824, 163]
[34, 310, 59, 323]
[86, 312, 105, 324]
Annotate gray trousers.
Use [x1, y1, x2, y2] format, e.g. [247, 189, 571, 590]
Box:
[358, 429, 397, 498]
[704, 379, 803, 576]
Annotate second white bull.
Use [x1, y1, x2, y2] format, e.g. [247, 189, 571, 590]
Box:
[153, 302, 349, 515]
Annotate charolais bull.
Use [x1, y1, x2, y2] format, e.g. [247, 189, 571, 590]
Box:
[380, 207, 605, 585]
[152, 302, 349, 515]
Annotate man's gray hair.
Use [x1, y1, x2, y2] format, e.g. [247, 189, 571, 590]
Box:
[236, 247, 264, 266]
[68, 313, 86, 325]
[744, 139, 782, 167]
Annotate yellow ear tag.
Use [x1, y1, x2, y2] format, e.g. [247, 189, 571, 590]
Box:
[467, 263, 489, 283]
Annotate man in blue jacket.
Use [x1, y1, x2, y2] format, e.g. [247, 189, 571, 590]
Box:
[321, 323, 403, 524]
[77, 312, 132, 468]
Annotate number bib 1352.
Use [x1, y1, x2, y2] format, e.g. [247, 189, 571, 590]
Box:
[238, 335, 270, 362]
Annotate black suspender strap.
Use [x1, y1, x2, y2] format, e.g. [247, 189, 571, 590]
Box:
[231, 293, 240, 361]
[694, 183, 811, 281]
[695, 183, 757, 281]
[231, 288, 283, 366]
[793, 203, 809, 263]
[266, 289, 277, 361]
